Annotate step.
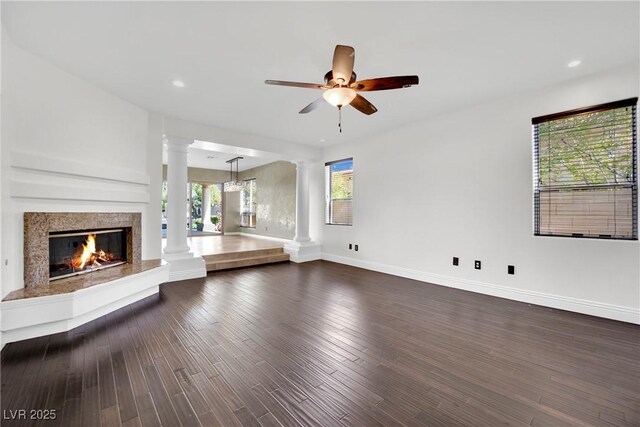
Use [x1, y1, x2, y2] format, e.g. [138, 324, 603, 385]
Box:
[206, 253, 290, 272]
[201, 247, 285, 263]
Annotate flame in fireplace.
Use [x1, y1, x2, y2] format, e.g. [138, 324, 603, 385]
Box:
[72, 234, 114, 270]
[76, 234, 96, 269]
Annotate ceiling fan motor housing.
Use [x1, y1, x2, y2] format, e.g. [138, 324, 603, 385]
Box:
[324, 70, 357, 87]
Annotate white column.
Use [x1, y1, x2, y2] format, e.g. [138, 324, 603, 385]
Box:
[293, 160, 312, 243]
[284, 160, 321, 262]
[164, 139, 191, 254]
[201, 184, 213, 225]
[162, 138, 206, 281]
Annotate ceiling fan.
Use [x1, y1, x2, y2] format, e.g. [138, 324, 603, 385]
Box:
[265, 45, 419, 131]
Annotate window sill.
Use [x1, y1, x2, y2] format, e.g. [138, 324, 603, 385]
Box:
[534, 233, 637, 241]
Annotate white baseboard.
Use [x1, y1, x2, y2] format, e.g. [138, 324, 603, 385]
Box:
[165, 256, 206, 282]
[239, 232, 292, 244]
[288, 251, 322, 263]
[227, 232, 292, 244]
[1, 264, 169, 346]
[284, 242, 322, 263]
[229, 232, 321, 262]
[168, 267, 207, 282]
[322, 253, 640, 325]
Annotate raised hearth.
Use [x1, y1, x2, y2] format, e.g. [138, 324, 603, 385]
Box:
[1, 259, 169, 346]
[4, 260, 162, 301]
[24, 212, 141, 288]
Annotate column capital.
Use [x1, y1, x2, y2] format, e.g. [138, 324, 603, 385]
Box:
[163, 136, 194, 151]
[290, 159, 312, 167]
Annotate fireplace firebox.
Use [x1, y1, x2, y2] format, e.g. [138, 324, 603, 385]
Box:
[49, 228, 129, 281]
[24, 212, 141, 288]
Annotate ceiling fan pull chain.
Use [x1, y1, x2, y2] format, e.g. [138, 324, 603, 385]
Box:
[338, 106, 342, 133]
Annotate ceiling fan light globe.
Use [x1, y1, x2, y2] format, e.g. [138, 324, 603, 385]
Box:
[323, 87, 357, 107]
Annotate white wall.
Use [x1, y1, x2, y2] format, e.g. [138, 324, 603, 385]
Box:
[320, 63, 640, 323]
[1, 32, 162, 297]
[0, 21, 4, 321]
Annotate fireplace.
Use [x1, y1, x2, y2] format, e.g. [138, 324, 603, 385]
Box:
[24, 212, 142, 288]
[49, 228, 129, 281]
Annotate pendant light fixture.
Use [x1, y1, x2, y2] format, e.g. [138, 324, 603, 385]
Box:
[224, 157, 246, 192]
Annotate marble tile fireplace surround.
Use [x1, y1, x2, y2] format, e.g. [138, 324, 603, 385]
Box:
[1, 212, 169, 347]
[23, 212, 142, 288]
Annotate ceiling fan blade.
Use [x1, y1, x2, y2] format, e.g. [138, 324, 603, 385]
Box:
[265, 80, 327, 89]
[351, 75, 419, 91]
[350, 94, 378, 115]
[299, 98, 325, 114]
[332, 45, 355, 85]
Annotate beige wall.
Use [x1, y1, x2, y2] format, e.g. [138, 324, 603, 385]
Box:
[223, 191, 240, 233]
[239, 161, 296, 239]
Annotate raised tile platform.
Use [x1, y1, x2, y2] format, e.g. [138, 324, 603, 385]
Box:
[163, 235, 291, 272]
[185, 234, 286, 256]
[203, 247, 290, 272]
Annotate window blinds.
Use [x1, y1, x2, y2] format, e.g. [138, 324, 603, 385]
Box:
[533, 98, 637, 239]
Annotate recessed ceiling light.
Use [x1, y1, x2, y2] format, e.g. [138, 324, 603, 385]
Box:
[567, 60, 581, 68]
[172, 79, 185, 88]
[320, 138, 326, 142]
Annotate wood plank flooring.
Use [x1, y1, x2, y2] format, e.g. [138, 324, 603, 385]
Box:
[2, 260, 639, 426]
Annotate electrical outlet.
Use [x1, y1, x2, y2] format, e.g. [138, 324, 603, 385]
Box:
[349, 243, 352, 250]
[453, 257, 459, 266]
[354, 245, 359, 251]
[474, 260, 481, 270]
[508, 265, 515, 275]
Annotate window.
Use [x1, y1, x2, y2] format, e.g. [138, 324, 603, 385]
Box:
[325, 158, 353, 225]
[240, 179, 256, 228]
[533, 98, 637, 240]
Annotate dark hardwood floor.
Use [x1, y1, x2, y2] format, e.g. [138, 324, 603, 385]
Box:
[2, 260, 639, 426]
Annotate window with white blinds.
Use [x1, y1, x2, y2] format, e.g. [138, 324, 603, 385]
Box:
[533, 98, 637, 240]
[325, 158, 353, 225]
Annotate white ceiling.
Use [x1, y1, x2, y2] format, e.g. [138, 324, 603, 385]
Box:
[3, 2, 638, 148]
[162, 146, 275, 171]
